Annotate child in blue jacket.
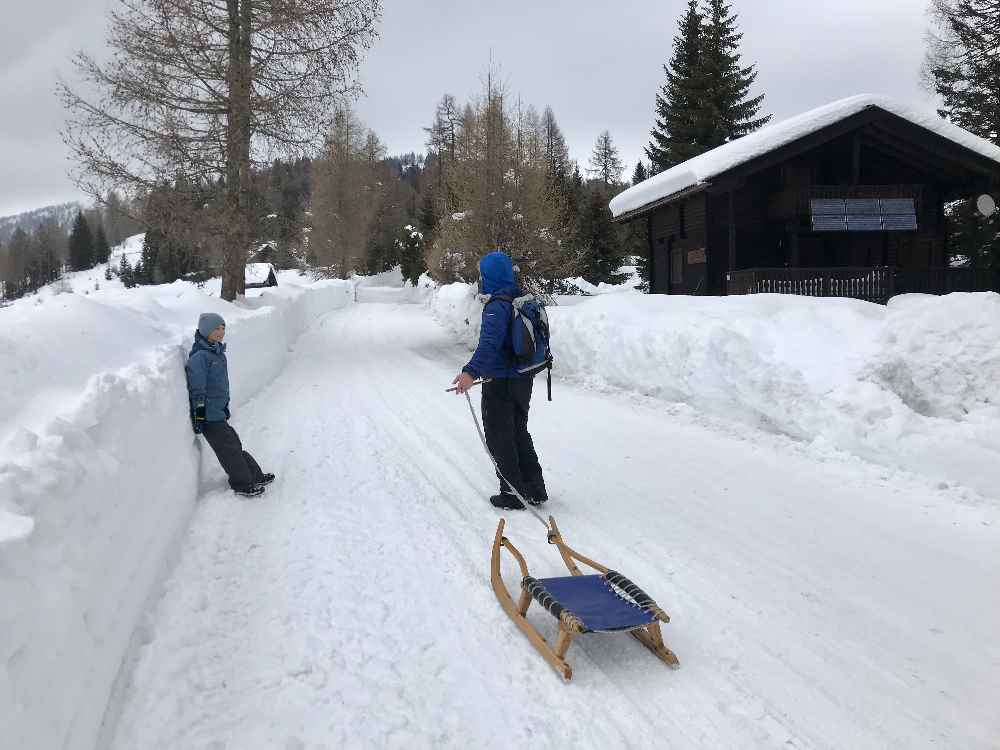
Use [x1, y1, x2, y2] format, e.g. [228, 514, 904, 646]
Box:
[452, 252, 548, 510]
[186, 313, 273, 497]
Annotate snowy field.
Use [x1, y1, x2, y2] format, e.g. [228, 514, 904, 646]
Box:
[2, 255, 999, 749]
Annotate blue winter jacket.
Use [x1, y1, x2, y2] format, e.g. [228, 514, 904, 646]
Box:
[463, 252, 521, 380]
[185, 332, 231, 422]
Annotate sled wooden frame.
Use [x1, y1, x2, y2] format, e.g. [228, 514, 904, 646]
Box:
[490, 516, 680, 680]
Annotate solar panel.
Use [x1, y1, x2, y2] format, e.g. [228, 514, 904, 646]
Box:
[845, 199, 880, 215]
[812, 215, 847, 231]
[883, 214, 918, 231]
[847, 215, 884, 232]
[880, 198, 916, 215]
[811, 199, 846, 215]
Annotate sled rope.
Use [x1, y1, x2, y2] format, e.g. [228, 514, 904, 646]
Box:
[463, 390, 550, 530]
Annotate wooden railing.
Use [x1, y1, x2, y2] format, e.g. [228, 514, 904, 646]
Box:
[729, 266, 1000, 303]
[896, 267, 1000, 295]
[728, 267, 895, 303]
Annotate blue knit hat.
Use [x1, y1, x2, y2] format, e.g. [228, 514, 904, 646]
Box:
[197, 312, 226, 338]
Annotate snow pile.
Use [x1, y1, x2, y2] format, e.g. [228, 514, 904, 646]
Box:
[0, 245, 353, 750]
[431, 284, 1000, 497]
[611, 94, 1000, 217]
[353, 267, 436, 304]
[245, 262, 276, 284]
[428, 280, 485, 346]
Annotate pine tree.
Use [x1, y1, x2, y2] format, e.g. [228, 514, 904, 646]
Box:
[646, 0, 708, 172]
[927, 0, 1000, 141]
[68, 211, 94, 271]
[541, 106, 570, 185]
[398, 224, 425, 284]
[632, 161, 649, 186]
[94, 223, 111, 265]
[700, 0, 771, 144]
[646, 0, 769, 172]
[32, 220, 64, 289]
[119, 254, 136, 288]
[628, 160, 652, 288]
[925, 0, 1000, 265]
[577, 187, 627, 286]
[587, 131, 625, 186]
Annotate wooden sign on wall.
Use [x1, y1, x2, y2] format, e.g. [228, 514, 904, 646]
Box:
[687, 248, 706, 265]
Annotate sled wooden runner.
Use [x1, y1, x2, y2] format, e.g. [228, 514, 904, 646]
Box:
[490, 516, 680, 680]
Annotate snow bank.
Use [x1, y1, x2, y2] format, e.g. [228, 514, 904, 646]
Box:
[430, 284, 1000, 498]
[0, 247, 353, 750]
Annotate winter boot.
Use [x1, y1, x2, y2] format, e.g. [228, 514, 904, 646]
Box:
[525, 479, 548, 505]
[234, 483, 266, 498]
[490, 492, 524, 510]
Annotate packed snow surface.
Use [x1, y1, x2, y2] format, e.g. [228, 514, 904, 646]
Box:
[2, 264, 999, 749]
[610, 94, 1000, 217]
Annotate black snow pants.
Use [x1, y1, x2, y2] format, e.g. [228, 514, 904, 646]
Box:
[482, 376, 547, 500]
[201, 421, 265, 491]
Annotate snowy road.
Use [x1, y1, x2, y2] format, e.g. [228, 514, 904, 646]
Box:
[107, 292, 1000, 750]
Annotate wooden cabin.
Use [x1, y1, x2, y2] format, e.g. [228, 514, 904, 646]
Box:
[611, 96, 1000, 302]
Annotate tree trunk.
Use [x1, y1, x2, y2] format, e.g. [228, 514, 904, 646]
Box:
[222, 0, 252, 301]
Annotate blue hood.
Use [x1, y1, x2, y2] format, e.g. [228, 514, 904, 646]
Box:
[479, 251, 516, 295]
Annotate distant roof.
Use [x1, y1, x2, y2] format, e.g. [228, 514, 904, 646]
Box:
[610, 94, 1000, 220]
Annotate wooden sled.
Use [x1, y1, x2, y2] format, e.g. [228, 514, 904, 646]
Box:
[491, 516, 679, 680]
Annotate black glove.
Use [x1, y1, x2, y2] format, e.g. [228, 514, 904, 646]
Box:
[192, 403, 206, 434]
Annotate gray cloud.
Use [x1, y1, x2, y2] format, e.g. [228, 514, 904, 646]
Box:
[0, 0, 936, 218]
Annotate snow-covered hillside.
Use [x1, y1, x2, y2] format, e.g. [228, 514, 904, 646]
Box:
[0, 201, 82, 244]
[2, 265, 998, 750]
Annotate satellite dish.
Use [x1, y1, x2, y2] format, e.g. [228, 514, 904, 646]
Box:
[977, 194, 997, 218]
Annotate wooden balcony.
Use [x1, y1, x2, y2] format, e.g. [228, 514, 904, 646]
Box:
[728, 266, 1000, 304]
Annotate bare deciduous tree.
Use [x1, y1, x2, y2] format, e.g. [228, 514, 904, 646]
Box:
[61, 0, 381, 300]
[587, 130, 625, 187]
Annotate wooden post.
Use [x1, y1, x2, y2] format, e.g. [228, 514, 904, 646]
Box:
[646, 215, 656, 294]
[852, 133, 861, 185]
[789, 223, 800, 268]
[517, 590, 532, 617]
[728, 190, 736, 275]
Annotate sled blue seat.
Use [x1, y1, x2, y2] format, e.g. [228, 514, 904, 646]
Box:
[493, 518, 678, 679]
[524, 574, 658, 633]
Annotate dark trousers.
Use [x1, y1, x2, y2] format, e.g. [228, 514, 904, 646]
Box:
[201, 421, 264, 491]
[482, 377, 546, 499]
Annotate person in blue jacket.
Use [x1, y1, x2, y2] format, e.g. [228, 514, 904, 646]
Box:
[186, 313, 273, 497]
[452, 251, 548, 510]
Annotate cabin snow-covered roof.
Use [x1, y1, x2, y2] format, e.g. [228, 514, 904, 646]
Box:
[245, 262, 276, 283]
[610, 94, 1000, 220]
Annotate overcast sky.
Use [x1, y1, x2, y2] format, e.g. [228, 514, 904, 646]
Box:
[0, 0, 937, 218]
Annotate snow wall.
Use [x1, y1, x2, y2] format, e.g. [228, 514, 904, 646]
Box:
[432, 284, 1000, 500]
[0, 273, 353, 750]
